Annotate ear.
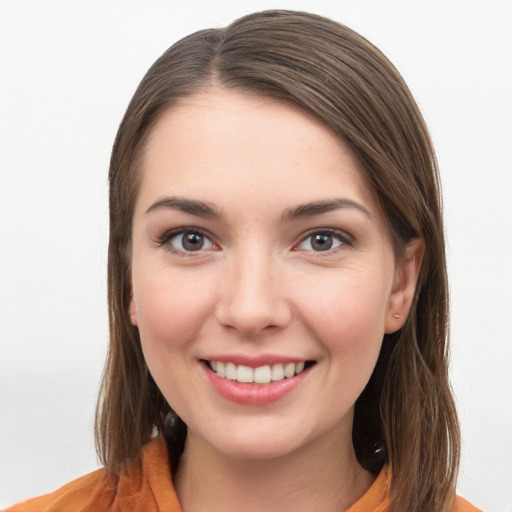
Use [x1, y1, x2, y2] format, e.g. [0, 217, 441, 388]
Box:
[385, 238, 425, 333]
[129, 284, 138, 327]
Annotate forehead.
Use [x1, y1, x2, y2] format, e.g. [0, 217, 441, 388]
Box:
[137, 88, 380, 219]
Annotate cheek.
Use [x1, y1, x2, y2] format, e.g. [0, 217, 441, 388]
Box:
[302, 273, 389, 339]
[132, 269, 218, 411]
[296, 270, 390, 384]
[133, 268, 216, 355]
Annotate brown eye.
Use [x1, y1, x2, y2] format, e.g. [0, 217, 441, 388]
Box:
[296, 230, 348, 252]
[311, 234, 333, 251]
[183, 232, 204, 251]
[169, 230, 214, 252]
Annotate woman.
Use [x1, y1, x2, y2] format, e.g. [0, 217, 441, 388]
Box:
[7, 10, 480, 512]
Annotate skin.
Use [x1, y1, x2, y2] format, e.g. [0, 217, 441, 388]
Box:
[129, 89, 423, 511]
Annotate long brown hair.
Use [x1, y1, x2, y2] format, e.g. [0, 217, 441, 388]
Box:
[96, 10, 460, 511]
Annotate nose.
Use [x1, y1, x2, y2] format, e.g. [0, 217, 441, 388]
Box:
[215, 250, 291, 337]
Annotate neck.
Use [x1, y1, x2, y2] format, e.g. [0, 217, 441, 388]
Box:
[174, 426, 375, 512]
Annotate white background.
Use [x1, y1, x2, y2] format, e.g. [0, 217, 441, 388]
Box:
[1, 1, 511, 510]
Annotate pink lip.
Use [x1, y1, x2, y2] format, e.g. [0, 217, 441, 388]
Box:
[202, 362, 312, 405]
[201, 354, 308, 367]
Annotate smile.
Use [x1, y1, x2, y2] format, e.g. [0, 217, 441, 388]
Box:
[206, 360, 312, 384]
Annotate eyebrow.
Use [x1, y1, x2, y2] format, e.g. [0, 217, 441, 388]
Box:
[144, 196, 370, 221]
[145, 197, 223, 218]
[280, 198, 371, 222]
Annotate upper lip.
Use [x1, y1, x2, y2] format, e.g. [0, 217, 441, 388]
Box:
[201, 354, 312, 367]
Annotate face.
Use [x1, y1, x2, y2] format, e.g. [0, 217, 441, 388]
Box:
[130, 89, 420, 462]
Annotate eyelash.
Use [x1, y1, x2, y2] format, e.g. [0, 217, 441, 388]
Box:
[295, 228, 353, 253]
[156, 227, 353, 255]
[156, 227, 218, 255]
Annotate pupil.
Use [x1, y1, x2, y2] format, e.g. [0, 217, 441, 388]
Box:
[312, 234, 332, 251]
[183, 232, 204, 251]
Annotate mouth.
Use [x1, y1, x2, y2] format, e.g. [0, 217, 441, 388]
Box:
[202, 359, 316, 385]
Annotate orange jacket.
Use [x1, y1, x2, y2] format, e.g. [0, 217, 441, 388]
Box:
[7, 437, 481, 512]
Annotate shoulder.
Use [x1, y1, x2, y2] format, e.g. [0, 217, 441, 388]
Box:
[346, 467, 483, 512]
[5, 468, 115, 512]
[5, 437, 182, 512]
[453, 494, 483, 512]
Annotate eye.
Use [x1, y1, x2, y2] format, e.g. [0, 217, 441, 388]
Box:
[163, 229, 217, 253]
[296, 230, 349, 252]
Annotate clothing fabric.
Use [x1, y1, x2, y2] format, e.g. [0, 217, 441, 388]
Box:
[6, 437, 481, 512]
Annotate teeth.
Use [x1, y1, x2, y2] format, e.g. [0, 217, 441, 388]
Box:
[209, 360, 309, 384]
[271, 363, 284, 381]
[284, 363, 295, 378]
[225, 362, 237, 380]
[253, 365, 272, 384]
[217, 361, 226, 378]
[236, 365, 254, 383]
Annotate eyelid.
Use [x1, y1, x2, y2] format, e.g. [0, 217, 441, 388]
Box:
[155, 226, 352, 254]
[294, 228, 354, 252]
[156, 226, 219, 254]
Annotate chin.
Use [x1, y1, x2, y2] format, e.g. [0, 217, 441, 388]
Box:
[185, 421, 306, 462]
[216, 438, 302, 462]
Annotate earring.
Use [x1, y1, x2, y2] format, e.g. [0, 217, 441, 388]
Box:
[394, 314, 401, 319]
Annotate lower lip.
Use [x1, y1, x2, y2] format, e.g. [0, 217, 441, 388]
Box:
[203, 364, 312, 405]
